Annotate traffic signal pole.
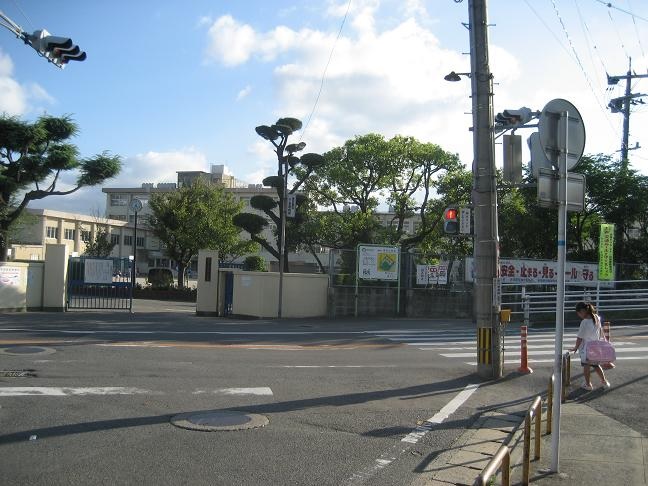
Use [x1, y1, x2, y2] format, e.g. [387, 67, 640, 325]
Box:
[468, 0, 502, 379]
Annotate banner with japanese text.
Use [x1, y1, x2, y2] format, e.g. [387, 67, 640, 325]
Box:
[598, 223, 615, 281]
[464, 257, 613, 288]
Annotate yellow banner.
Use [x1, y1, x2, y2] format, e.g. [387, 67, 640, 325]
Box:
[598, 224, 615, 281]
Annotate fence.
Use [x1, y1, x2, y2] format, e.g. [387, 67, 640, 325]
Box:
[327, 248, 471, 318]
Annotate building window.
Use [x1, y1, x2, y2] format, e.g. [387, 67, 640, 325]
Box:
[124, 235, 133, 246]
[136, 236, 145, 248]
[110, 234, 120, 245]
[64, 228, 75, 240]
[81, 230, 91, 242]
[110, 194, 128, 206]
[46, 226, 59, 239]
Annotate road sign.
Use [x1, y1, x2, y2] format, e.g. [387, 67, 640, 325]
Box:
[528, 132, 554, 178]
[503, 134, 522, 183]
[538, 98, 586, 170]
[459, 207, 472, 234]
[536, 168, 586, 212]
[286, 194, 296, 218]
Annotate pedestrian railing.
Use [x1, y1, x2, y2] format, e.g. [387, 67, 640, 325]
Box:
[473, 444, 511, 486]
[522, 395, 543, 485]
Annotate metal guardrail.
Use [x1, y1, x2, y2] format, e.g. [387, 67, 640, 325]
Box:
[473, 444, 511, 486]
[501, 280, 648, 322]
[522, 396, 543, 486]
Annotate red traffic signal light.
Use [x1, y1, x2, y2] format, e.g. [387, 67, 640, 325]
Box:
[444, 208, 457, 220]
[443, 206, 459, 235]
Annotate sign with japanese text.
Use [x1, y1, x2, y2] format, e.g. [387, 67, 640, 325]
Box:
[84, 259, 114, 284]
[415, 263, 449, 285]
[0, 266, 21, 286]
[358, 245, 399, 281]
[598, 223, 614, 281]
[286, 194, 297, 218]
[465, 257, 613, 288]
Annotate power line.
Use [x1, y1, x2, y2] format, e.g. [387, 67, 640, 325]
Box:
[606, 8, 631, 59]
[627, 0, 648, 72]
[300, 0, 352, 141]
[9, 0, 34, 30]
[593, 0, 648, 23]
[574, 0, 607, 92]
[551, 0, 620, 136]
[523, 0, 573, 59]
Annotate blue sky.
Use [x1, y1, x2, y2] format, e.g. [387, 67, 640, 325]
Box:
[1, 0, 647, 215]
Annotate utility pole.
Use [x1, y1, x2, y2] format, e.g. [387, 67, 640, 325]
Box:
[607, 58, 648, 166]
[468, 0, 501, 379]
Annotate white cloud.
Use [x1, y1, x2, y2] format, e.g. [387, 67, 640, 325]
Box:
[0, 49, 55, 116]
[28, 147, 210, 216]
[236, 85, 252, 101]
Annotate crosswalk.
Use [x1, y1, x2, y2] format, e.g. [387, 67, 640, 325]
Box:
[368, 327, 648, 366]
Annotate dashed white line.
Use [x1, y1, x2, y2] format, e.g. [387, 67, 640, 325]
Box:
[0, 387, 151, 396]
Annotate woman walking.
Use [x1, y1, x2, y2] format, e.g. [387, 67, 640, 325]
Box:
[570, 302, 610, 390]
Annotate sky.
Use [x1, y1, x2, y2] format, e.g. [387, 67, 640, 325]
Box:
[1, 0, 648, 216]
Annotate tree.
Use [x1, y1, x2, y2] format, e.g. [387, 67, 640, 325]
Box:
[83, 227, 116, 258]
[0, 115, 121, 260]
[233, 117, 324, 272]
[305, 134, 461, 251]
[148, 179, 257, 288]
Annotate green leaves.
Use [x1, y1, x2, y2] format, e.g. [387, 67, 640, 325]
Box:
[233, 213, 268, 235]
[250, 195, 278, 211]
[77, 152, 121, 186]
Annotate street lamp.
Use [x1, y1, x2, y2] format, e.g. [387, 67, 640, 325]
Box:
[444, 71, 471, 82]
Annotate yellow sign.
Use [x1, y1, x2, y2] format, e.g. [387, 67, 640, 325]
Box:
[377, 252, 397, 272]
[599, 224, 614, 281]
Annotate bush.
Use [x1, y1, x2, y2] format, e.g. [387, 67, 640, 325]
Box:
[147, 268, 174, 289]
[243, 256, 267, 272]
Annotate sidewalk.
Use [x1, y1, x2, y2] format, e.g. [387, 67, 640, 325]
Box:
[415, 393, 647, 485]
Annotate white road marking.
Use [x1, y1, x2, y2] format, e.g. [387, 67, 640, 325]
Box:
[442, 347, 648, 358]
[347, 383, 480, 484]
[273, 365, 397, 368]
[401, 383, 480, 444]
[0, 328, 365, 335]
[193, 387, 273, 396]
[0, 387, 151, 396]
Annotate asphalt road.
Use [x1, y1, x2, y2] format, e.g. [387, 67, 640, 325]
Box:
[0, 304, 645, 485]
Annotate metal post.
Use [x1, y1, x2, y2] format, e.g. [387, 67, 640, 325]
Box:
[278, 157, 287, 318]
[130, 211, 137, 314]
[550, 110, 569, 472]
[396, 250, 401, 315]
[468, 0, 501, 379]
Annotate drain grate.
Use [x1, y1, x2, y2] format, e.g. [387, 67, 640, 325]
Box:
[0, 370, 37, 377]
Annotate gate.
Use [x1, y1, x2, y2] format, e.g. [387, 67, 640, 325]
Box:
[66, 257, 133, 310]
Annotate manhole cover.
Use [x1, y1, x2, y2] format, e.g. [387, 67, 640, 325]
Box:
[171, 410, 269, 431]
[0, 346, 55, 356]
[0, 370, 37, 377]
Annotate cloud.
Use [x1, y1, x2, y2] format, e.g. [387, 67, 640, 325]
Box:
[204, 8, 510, 162]
[0, 49, 55, 116]
[236, 85, 252, 101]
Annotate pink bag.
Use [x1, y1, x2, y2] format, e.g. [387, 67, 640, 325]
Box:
[585, 340, 616, 363]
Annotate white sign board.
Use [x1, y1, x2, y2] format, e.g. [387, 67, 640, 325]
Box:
[84, 259, 114, 284]
[0, 266, 21, 286]
[465, 257, 613, 288]
[358, 245, 399, 281]
[415, 263, 449, 285]
[459, 208, 471, 234]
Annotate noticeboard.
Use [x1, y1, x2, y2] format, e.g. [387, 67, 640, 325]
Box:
[84, 259, 114, 284]
[357, 245, 399, 281]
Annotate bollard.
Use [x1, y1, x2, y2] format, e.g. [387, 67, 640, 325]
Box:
[474, 444, 511, 486]
[603, 321, 611, 341]
[547, 374, 554, 435]
[561, 352, 571, 403]
[522, 396, 543, 486]
[518, 326, 533, 374]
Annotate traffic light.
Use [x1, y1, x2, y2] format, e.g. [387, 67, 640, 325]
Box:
[26, 30, 86, 68]
[495, 107, 534, 128]
[443, 207, 459, 235]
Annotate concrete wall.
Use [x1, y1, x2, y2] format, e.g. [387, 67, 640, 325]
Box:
[0, 261, 44, 311]
[328, 286, 474, 319]
[221, 270, 328, 318]
[196, 250, 219, 316]
[42, 244, 68, 312]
